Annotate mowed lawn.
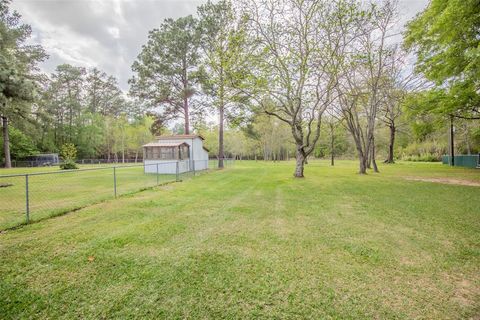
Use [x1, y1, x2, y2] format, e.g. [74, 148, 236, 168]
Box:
[0, 164, 197, 230]
[0, 161, 479, 319]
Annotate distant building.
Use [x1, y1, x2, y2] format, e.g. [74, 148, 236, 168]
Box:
[143, 135, 209, 174]
[20, 153, 60, 167]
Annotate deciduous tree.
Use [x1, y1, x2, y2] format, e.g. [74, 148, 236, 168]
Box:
[337, 0, 397, 174]
[404, 0, 480, 164]
[240, 0, 350, 177]
[404, 0, 480, 120]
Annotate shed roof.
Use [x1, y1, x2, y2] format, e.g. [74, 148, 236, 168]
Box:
[155, 134, 205, 140]
[142, 142, 189, 147]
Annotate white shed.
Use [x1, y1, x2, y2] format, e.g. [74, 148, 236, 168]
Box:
[143, 135, 209, 174]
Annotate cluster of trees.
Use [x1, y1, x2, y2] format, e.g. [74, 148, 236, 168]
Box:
[404, 0, 480, 164]
[1, 62, 156, 163]
[1, 0, 479, 177]
[0, 1, 155, 165]
[35, 65, 155, 162]
[1, 0, 45, 168]
[129, 0, 479, 176]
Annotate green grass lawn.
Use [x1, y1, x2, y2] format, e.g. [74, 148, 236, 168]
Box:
[0, 160, 479, 319]
[0, 162, 219, 230]
[0, 164, 176, 230]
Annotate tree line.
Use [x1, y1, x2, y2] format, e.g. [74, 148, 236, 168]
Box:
[1, 0, 479, 176]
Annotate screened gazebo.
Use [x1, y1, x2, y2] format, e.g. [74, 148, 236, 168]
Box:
[142, 135, 209, 174]
[142, 142, 191, 174]
[143, 142, 190, 161]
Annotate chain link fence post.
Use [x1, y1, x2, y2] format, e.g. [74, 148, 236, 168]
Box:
[193, 160, 196, 176]
[25, 174, 30, 224]
[156, 163, 159, 185]
[113, 167, 117, 198]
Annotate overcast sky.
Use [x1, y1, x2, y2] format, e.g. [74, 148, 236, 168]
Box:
[11, 0, 429, 91]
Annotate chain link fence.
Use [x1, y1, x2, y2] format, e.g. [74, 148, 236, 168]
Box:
[10, 159, 143, 167]
[0, 159, 234, 230]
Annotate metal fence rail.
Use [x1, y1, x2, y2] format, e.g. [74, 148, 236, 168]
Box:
[10, 159, 143, 167]
[0, 159, 234, 230]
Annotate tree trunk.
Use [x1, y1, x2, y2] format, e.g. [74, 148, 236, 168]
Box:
[367, 150, 372, 169]
[66, 80, 74, 143]
[218, 103, 225, 169]
[184, 96, 190, 135]
[122, 139, 125, 163]
[183, 60, 190, 135]
[294, 147, 305, 178]
[218, 62, 225, 169]
[359, 155, 367, 174]
[355, 144, 367, 174]
[330, 125, 335, 166]
[372, 142, 379, 173]
[384, 124, 395, 163]
[2, 116, 11, 168]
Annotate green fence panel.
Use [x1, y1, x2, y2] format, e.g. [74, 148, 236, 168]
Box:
[442, 155, 479, 168]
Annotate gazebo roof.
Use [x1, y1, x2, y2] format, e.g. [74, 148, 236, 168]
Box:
[142, 142, 189, 147]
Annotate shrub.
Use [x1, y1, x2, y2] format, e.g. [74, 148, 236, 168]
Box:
[60, 159, 78, 170]
[59, 143, 78, 170]
[402, 153, 440, 162]
[60, 143, 77, 160]
[399, 140, 446, 162]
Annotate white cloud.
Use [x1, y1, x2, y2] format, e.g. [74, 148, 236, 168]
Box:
[107, 26, 121, 39]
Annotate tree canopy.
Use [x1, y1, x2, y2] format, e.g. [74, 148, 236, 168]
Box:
[1, 0, 479, 174]
[0, 0, 46, 167]
[404, 0, 480, 118]
[130, 15, 202, 134]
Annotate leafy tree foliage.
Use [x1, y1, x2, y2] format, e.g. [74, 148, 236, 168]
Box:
[0, 0, 46, 167]
[198, 0, 250, 168]
[59, 143, 79, 169]
[238, 0, 347, 176]
[404, 0, 480, 118]
[1, 0, 478, 173]
[0, 126, 37, 160]
[130, 15, 203, 134]
[86, 68, 125, 116]
[60, 143, 77, 160]
[30, 65, 150, 162]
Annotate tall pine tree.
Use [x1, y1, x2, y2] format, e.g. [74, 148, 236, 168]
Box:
[0, 0, 46, 167]
[130, 15, 202, 134]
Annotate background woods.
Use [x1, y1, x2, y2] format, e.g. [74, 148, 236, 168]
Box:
[1, 0, 479, 175]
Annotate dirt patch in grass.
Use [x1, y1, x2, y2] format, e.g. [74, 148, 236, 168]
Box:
[404, 176, 480, 187]
[442, 273, 479, 309]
